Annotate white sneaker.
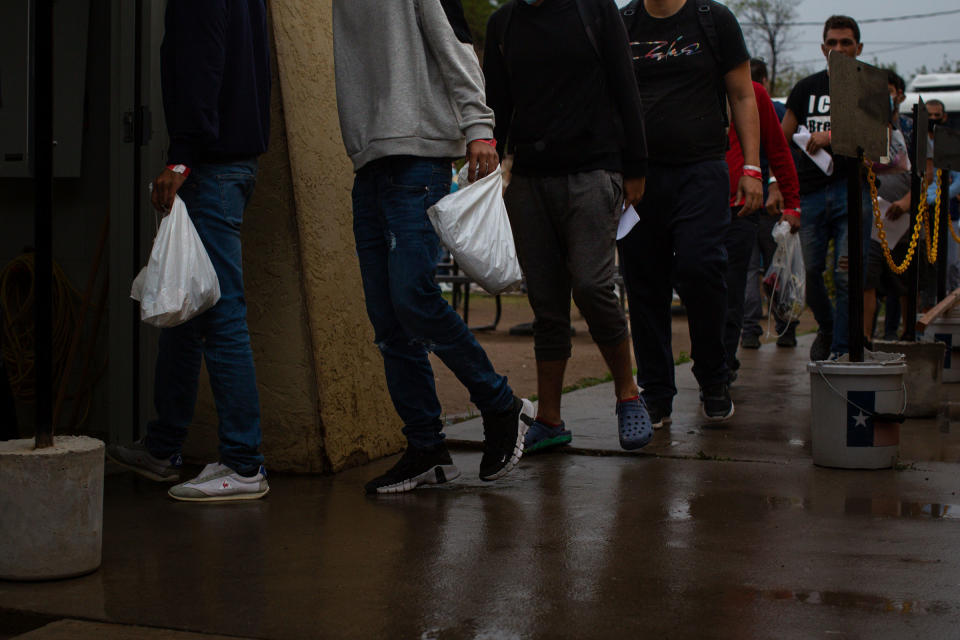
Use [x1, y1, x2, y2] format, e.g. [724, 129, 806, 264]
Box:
[167, 463, 269, 502]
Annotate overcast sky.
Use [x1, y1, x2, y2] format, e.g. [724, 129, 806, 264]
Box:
[615, 0, 960, 83]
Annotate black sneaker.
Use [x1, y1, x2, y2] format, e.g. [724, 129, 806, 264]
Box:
[479, 397, 534, 481]
[364, 444, 460, 495]
[809, 330, 832, 361]
[776, 327, 798, 347]
[741, 333, 761, 349]
[647, 401, 672, 430]
[700, 383, 735, 422]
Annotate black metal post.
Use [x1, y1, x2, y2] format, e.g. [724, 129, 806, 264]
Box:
[33, 0, 54, 449]
[848, 149, 865, 362]
[904, 105, 921, 342]
[937, 170, 950, 300]
[132, 0, 143, 439]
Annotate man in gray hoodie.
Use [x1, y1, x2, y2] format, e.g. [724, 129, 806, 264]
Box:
[333, 0, 534, 495]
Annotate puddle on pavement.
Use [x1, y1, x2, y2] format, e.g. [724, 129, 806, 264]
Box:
[670, 494, 960, 521]
[734, 586, 954, 615]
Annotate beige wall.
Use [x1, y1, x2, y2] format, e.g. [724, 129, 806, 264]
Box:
[186, 3, 403, 472]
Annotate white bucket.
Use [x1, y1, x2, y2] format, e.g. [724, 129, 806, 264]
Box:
[920, 317, 960, 383]
[807, 352, 907, 469]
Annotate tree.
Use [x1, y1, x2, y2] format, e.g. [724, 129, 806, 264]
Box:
[462, 0, 507, 59]
[729, 0, 798, 95]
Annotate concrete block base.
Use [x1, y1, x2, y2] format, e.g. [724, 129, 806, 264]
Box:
[0, 436, 104, 581]
[872, 341, 946, 417]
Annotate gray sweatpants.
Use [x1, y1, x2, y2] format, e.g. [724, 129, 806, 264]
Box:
[504, 170, 628, 361]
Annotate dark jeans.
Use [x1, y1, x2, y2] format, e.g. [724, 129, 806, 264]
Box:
[145, 159, 264, 475]
[352, 156, 513, 449]
[722, 210, 760, 369]
[504, 170, 628, 361]
[619, 160, 730, 405]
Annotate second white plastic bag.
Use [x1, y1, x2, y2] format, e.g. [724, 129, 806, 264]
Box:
[762, 220, 805, 331]
[130, 195, 221, 327]
[427, 167, 523, 295]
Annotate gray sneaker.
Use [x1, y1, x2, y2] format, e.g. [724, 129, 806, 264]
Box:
[107, 439, 182, 482]
[168, 463, 269, 502]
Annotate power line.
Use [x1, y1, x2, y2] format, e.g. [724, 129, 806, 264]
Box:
[793, 40, 960, 66]
[744, 8, 960, 27]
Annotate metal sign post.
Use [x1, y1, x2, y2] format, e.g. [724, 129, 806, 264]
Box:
[829, 52, 890, 362]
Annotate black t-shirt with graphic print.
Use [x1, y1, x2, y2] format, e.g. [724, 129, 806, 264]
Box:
[625, 0, 749, 164]
[785, 69, 848, 194]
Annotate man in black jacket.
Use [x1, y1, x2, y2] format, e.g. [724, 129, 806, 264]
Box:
[484, 0, 653, 452]
[108, 0, 271, 502]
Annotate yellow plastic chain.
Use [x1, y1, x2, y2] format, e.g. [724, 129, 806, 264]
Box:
[864, 160, 926, 274]
[923, 169, 942, 264]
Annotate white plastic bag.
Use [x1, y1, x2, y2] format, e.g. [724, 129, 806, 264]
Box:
[763, 220, 805, 331]
[130, 195, 221, 327]
[427, 167, 523, 295]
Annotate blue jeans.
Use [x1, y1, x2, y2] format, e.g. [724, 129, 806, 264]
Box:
[145, 159, 264, 476]
[352, 156, 513, 449]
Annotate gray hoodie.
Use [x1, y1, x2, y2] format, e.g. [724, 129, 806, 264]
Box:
[333, 0, 495, 171]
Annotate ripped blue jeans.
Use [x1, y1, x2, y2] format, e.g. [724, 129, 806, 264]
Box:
[352, 156, 513, 449]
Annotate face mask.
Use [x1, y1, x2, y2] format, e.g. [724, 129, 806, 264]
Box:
[521, 0, 538, 4]
[928, 118, 942, 133]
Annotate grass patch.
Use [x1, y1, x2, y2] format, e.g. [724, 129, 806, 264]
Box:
[675, 351, 691, 365]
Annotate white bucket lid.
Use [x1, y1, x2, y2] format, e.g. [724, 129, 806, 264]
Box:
[806, 350, 907, 375]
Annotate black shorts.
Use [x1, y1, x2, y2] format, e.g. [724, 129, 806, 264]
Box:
[865, 239, 909, 296]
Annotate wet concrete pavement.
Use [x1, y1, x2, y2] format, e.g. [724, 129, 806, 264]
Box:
[3, 336, 960, 639]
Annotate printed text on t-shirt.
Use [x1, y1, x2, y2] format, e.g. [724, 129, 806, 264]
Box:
[630, 37, 703, 62]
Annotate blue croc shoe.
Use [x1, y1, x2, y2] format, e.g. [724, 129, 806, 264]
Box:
[524, 419, 573, 454]
[617, 396, 653, 450]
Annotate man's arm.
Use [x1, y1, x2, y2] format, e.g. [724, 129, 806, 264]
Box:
[417, 0, 498, 179]
[153, 1, 228, 212]
[482, 9, 513, 160]
[781, 108, 799, 141]
[755, 83, 800, 230]
[725, 60, 762, 214]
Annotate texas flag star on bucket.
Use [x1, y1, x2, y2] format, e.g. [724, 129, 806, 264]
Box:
[846, 391, 899, 448]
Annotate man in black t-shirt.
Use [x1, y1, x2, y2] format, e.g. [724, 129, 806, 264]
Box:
[781, 15, 863, 360]
[619, 0, 761, 426]
[484, 0, 655, 451]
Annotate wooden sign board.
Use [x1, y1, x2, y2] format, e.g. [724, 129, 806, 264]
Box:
[933, 126, 960, 170]
[829, 52, 890, 161]
[915, 97, 929, 172]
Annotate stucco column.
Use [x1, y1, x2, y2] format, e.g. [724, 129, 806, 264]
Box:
[263, 1, 403, 471]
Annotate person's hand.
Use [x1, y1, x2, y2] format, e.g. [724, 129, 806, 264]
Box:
[734, 175, 763, 216]
[623, 176, 646, 208]
[151, 168, 188, 213]
[780, 213, 801, 233]
[806, 130, 831, 153]
[766, 182, 784, 216]
[887, 195, 910, 220]
[465, 140, 499, 182]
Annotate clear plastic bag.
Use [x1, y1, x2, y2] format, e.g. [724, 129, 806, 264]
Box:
[130, 195, 221, 327]
[762, 220, 805, 331]
[427, 166, 523, 295]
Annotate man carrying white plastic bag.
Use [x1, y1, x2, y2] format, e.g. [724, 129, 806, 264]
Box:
[427, 166, 522, 295]
[131, 195, 220, 327]
[107, 0, 270, 503]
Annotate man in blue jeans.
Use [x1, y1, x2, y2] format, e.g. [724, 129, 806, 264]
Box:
[333, 0, 534, 494]
[781, 15, 864, 360]
[107, 1, 271, 502]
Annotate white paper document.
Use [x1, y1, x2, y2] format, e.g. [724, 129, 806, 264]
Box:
[869, 197, 910, 247]
[792, 125, 834, 176]
[618, 205, 640, 240]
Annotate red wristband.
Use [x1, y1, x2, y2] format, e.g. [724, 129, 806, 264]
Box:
[742, 168, 762, 180]
[476, 139, 497, 148]
[166, 164, 191, 177]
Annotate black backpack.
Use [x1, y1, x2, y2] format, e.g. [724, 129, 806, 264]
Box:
[495, 0, 604, 66]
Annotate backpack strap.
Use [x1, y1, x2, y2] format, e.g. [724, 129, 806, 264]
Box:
[620, 0, 641, 34]
[574, 0, 603, 60]
[694, 0, 729, 127]
[496, 2, 516, 62]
